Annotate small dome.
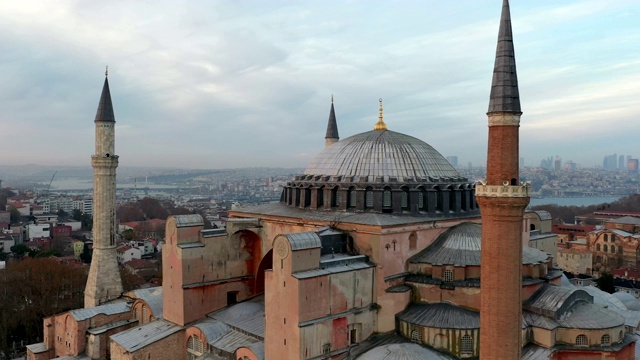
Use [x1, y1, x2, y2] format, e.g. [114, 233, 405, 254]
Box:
[304, 130, 459, 182]
[356, 343, 454, 360]
[410, 222, 550, 266]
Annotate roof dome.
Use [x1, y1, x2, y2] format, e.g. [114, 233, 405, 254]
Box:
[304, 129, 460, 181]
[410, 222, 550, 266]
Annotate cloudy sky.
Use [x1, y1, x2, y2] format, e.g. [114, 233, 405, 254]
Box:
[1, 0, 639, 170]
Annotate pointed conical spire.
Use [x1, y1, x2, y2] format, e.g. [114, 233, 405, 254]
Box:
[487, 0, 521, 114]
[95, 68, 115, 122]
[325, 95, 339, 140]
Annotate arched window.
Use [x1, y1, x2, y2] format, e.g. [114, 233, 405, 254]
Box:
[409, 233, 417, 250]
[596, 255, 602, 263]
[460, 188, 467, 210]
[604, 244, 608, 253]
[601, 334, 610, 346]
[187, 335, 204, 360]
[611, 245, 616, 254]
[304, 187, 311, 207]
[619, 246, 623, 254]
[400, 187, 409, 210]
[460, 334, 473, 354]
[605, 234, 609, 242]
[443, 269, 454, 282]
[411, 330, 420, 343]
[331, 187, 339, 207]
[596, 244, 601, 252]
[418, 188, 427, 211]
[294, 188, 301, 207]
[576, 334, 588, 346]
[383, 188, 392, 208]
[317, 187, 324, 208]
[347, 187, 356, 208]
[611, 234, 616, 242]
[134, 308, 139, 321]
[435, 187, 444, 212]
[365, 187, 374, 209]
[619, 330, 624, 342]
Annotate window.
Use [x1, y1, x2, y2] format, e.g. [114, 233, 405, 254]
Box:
[401, 187, 409, 210]
[596, 244, 601, 252]
[348, 187, 356, 208]
[576, 334, 588, 346]
[611, 245, 616, 254]
[411, 330, 421, 343]
[383, 188, 392, 208]
[317, 187, 324, 208]
[187, 335, 204, 360]
[619, 246, 623, 254]
[612, 235, 616, 242]
[604, 244, 608, 253]
[460, 334, 473, 354]
[322, 343, 331, 354]
[443, 269, 454, 282]
[601, 334, 610, 346]
[604, 234, 609, 242]
[409, 233, 417, 250]
[365, 188, 373, 209]
[332, 187, 339, 207]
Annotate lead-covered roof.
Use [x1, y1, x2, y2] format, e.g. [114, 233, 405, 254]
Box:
[304, 129, 459, 181]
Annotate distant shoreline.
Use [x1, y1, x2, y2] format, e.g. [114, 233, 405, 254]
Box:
[529, 196, 622, 207]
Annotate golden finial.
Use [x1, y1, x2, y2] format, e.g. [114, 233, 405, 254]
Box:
[105, 66, 109, 77]
[374, 98, 387, 131]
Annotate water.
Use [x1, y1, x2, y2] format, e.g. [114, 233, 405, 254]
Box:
[529, 196, 622, 207]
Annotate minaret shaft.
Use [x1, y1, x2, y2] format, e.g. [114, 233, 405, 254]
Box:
[477, 1, 529, 359]
[84, 76, 123, 308]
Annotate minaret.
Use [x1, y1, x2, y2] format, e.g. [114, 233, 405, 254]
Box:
[84, 68, 123, 308]
[324, 95, 339, 147]
[476, 1, 529, 359]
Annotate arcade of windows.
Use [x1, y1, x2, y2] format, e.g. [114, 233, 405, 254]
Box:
[282, 179, 477, 215]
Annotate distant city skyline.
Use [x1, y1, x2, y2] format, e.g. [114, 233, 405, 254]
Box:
[1, 0, 639, 169]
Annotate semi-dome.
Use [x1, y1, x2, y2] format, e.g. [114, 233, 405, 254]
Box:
[410, 222, 550, 266]
[356, 343, 455, 360]
[304, 129, 460, 181]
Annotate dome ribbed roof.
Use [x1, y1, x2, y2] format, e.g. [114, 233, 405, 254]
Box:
[304, 130, 459, 180]
[410, 222, 550, 266]
[356, 343, 454, 360]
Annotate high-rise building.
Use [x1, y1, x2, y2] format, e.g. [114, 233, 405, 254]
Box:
[475, 1, 530, 357]
[84, 71, 123, 308]
[619, 155, 625, 169]
[446, 156, 458, 168]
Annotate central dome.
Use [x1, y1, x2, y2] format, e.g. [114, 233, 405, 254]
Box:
[304, 129, 459, 181]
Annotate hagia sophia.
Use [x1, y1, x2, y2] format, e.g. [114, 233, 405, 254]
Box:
[26, 1, 637, 359]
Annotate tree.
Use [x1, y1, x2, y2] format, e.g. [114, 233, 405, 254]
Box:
[0, 258, 87, 356]
[8, 206, 20, 223]
[9, 244, 29, 258]
[596, 272, 616, 294]
[79, 243, 92, 264]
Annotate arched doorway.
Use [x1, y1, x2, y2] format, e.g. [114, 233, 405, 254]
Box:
[255, 249, 273, 294]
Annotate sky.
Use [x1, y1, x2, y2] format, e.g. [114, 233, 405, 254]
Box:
[1, 0, 639, 170]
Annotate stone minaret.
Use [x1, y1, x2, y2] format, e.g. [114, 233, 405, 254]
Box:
[476, 1, 529, 359]
[84, 69, 123, 308]
[324, 96, 339, 147]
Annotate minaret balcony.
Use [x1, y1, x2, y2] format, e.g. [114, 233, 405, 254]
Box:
[475, 183, 529, 198]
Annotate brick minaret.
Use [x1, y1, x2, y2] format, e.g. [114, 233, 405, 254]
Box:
[324, 96, 339, 147]
[84, 69, 123, 308]
[476, 1, 529, 359]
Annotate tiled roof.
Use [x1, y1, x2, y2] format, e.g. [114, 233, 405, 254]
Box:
[69, 301, 129, 321]
[110, 319, 182, 352]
